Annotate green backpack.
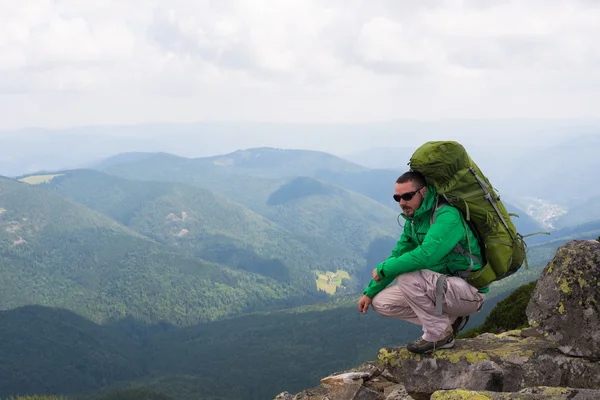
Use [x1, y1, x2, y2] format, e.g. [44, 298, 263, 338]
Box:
[409, 141, 548, 290]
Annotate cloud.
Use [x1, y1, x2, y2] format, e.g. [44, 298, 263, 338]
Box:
[0, 0, 599, 128]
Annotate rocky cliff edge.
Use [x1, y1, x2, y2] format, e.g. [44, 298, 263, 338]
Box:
[275, 240, 600, 400]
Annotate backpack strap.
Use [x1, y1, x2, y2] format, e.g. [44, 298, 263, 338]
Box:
[470, 167, 510, 232]
[431, 195, 482, 315]
[430, 196, 483, 269]
[435, 274, 447, 316]
[430, 195, 445, 225]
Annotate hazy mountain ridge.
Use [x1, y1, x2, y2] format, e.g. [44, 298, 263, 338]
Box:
[553, 195, 600, 229]
[340, 135, 600, 230]
[2, 120, 591, 177]
[95, 145, 600, 250]
[0, 131, 169, 177]
[90, 152, 165, 171]
[98, 150, 403, 288]
[98, 147, 366, 182]
[34, 169, 322, 283]
[506, 135, 600, 203]
[93, 136, 598, 235]
[202, 147, 368, 178]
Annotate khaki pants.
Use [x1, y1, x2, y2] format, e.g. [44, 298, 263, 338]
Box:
[371, 269, 485, 342]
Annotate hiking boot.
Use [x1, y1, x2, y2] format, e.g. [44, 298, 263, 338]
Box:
[452, 315, 470, 335]
[406, 333, 455, 354]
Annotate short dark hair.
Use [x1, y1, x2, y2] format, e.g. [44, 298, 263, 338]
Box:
[396, 170, 426, 188]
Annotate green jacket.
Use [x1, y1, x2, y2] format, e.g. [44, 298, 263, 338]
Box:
[363, 185, 487, 298]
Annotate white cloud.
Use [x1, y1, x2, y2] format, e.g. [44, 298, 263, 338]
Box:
[0, 0, 599, 128]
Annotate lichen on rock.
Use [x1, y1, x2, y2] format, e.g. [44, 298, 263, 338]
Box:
[375, 330, 600, 396]
[526, 240, 600, 359]
[431, 386, 600, 399]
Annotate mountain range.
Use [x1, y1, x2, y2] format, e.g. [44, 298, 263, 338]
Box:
[95, 147, 552, 239]
[2, 144, 600, 400]
[7, 145, 600, 323]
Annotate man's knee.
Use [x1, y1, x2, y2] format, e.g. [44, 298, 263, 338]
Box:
[371, 292, 403, 315]
[371, 289, 418, 322]
[371, 293, 387, 314]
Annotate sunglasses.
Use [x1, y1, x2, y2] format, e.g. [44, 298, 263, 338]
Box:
[393, 187, 423, 202]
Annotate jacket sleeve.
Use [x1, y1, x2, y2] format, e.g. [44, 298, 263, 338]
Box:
[376, 206, 465, 279]
[363, 223, 415, 298]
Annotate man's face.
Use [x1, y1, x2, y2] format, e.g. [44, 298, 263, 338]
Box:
[394, 181, 425, 218]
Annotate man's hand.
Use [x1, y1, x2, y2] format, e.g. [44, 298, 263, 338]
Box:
[372, 268, 382, 283]
[358, 295, 372, 313]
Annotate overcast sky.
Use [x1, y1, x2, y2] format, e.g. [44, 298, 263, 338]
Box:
[1, 0, 600, 130]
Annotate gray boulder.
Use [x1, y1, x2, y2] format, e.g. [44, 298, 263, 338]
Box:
[377, 330, 600, 397]
[526, 239, 600, 358]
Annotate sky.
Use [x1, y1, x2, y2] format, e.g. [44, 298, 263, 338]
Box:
[2, 0, 600, 130]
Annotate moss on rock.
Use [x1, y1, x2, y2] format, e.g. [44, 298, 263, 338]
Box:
[430, 389, 492, 399]
[526, 240, 600, 359]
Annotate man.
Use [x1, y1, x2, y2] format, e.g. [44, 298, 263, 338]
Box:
[357, 170, 487, 354]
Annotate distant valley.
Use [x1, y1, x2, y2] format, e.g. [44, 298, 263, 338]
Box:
[343, 135, 600, 232]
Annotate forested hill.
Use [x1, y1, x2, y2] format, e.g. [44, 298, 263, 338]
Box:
[38, 169, 326, 283]
[0, 177, 321, 325]
[39, 168, 399, 287]
[5, 159, 404, 326]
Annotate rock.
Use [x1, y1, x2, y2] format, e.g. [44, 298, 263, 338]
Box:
[519, 386, 600, 399]
[295, 383, 383, 400]
[377, 329, 600, 397]
[519, 327, 544, 338]
[431, 386, 600, 399]
[383, 385, 415, 399]
[380, 368, 399, 384]
[355, 361, 384, 381]
[318, 362, 384, 388]
[289, 363, 400, 399]
[526, 240, 600, 358]
[275, 392, 294, 400]
[366, 378, 399, 395]
[320, 372, 372, 386]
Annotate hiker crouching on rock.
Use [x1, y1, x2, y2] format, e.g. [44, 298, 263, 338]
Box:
[357, 170, 488, 354]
